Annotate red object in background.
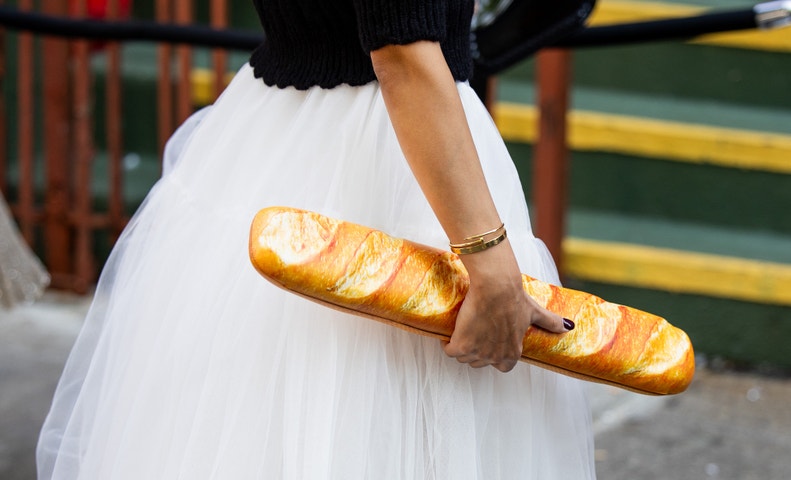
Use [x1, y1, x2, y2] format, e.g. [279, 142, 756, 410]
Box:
[86, 0, 132, 20]
[85, 0, 133, 51]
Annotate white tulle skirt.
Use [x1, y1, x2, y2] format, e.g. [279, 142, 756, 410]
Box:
[37, 64, 595, 479]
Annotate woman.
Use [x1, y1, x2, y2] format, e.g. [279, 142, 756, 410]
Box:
[38, 1, 596, 478]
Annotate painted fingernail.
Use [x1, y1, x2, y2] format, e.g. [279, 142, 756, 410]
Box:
[563, 318, 575, 330]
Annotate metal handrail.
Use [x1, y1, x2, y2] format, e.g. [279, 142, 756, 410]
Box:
[0, 2, 789, 54]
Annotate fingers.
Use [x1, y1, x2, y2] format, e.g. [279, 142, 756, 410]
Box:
[528, 301, 575, 334]
[442, 298, 575, 372]
[441, 275, 576, 372]
[442, 339, 522, 372]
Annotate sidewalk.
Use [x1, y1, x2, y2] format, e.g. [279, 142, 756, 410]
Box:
[0, 292, 89, 480]
[592, 366, 791, 479]
[2, 292, 790, 479]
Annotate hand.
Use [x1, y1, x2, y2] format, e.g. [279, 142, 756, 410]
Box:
[442, 240, 572, 372]
[370, 42, 572, 369]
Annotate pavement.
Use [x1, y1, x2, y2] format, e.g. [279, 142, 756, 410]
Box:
[1, 292, 790, 480]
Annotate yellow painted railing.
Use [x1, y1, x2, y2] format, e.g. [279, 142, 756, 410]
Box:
[564, 238, 791, 306]
[495, 103, 791, 174]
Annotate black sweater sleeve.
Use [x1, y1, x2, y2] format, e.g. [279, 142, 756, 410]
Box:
[353, 0, 448, 53]
[250, 0, 473, 90]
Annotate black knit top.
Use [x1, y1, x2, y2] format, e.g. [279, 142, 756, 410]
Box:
[249, 0, 475, 89]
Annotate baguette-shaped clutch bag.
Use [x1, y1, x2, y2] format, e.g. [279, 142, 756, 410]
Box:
[249, 206, 695, 395]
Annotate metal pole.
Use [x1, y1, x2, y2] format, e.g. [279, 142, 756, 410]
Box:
[532, 49, 572, 271]
[15, 0, 35, 243]
[41, 0, 73, 286]
[174, 0, 192, 124]
[0, 21, 6, 193]
[106, 0, 125, 237]
[156, 0, 174, 156]
[69, 0, 94, 293]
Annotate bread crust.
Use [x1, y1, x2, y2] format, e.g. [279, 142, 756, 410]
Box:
[250, 207, 695, 395]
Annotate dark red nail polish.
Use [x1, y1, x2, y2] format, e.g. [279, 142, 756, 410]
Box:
[563, 318, 575, 330]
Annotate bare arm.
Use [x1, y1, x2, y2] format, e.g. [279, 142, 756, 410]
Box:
[370, 41, 572, 372]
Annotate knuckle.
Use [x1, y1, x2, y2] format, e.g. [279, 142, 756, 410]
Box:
[494, 360, 516, 373]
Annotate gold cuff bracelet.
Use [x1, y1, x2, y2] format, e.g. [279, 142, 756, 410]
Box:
[449, 223, 507, 255]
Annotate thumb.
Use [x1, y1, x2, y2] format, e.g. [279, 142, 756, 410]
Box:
[529, 302, 575, 334]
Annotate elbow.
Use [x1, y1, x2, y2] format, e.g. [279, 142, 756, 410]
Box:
[370, 41, 442, 89]
[370, 44, 411, 89]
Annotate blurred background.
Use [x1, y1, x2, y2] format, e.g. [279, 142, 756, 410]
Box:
[0, 0, 790, 478]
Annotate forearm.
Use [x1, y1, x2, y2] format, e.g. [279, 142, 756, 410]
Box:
[370, 41, 502, 246]
[371, 41, 570, 370]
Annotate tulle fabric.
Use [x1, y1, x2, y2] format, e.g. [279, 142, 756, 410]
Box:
[0, 193, 50, 309]
[37, 64, 595, 479]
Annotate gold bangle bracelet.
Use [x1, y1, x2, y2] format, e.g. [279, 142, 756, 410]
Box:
[449, 224, 507, 255]
[459, 223, 504, 241]
[449, 223, 505, 249]
[450, 230, 507, 254]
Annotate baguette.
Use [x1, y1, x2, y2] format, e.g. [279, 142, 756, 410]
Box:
[249, 206, 695, 395]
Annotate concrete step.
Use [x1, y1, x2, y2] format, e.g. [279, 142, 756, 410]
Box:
[507, 144, 791, 235]
[503, 43, 791, 112]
